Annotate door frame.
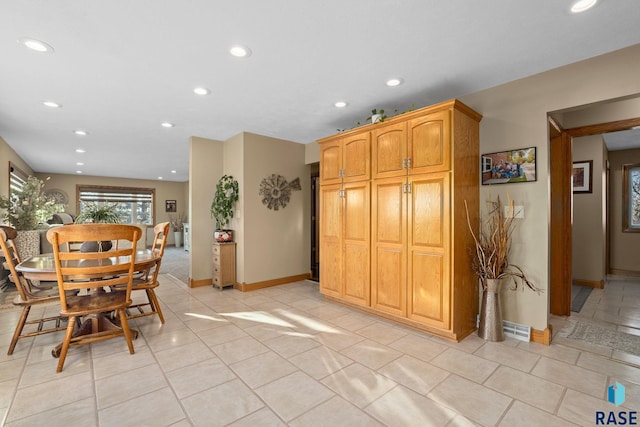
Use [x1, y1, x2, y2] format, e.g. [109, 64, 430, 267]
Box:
[549, 116, 640, 315]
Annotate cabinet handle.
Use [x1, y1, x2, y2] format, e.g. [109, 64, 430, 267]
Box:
[402, 158, 406, 169]
[406, 158, 411, 169]
[407, 183, 411, 193]
[339, 189, 345, 198]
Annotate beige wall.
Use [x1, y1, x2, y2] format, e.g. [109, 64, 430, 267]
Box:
[461, 44, 640, 329]
[190, 132, 309, 286]
[35, 172, 188, 246]
[242, 132, 309, 284]
[0, 136, 33, 198]
[609, 148, 640, 272]
[572, 135, 607, 283]
[190, 136, 223, 282]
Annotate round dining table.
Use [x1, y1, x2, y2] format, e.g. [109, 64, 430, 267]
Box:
[15, 249, 160, 357]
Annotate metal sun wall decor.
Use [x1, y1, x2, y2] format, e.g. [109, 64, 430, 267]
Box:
[259, 174, 301, 210]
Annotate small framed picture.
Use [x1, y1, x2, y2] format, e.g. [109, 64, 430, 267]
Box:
[165, 200, 176, 212]
[481, 147, 537, 185]
[572, 160, 593, 193]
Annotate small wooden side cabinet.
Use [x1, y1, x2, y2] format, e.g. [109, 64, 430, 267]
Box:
[212, 242, 236, 290]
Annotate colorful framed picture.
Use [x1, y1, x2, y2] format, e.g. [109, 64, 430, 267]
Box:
[572, 160, 593, 193]
[481, 147, 537, 185]
[165, 200, 176, 212]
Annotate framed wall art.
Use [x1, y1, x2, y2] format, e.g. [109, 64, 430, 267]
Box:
[481, 147, 537, 185]
[165, 199, 176, 212]
[572, 160, 592, 193]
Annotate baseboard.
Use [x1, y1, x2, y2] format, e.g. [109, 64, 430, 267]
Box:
[189, 278, 212, 288]
[531, 325, 552, 345]
[573, 279, 604, 289]
[235, 273, 311, 292]
[609, 268, 640, 278]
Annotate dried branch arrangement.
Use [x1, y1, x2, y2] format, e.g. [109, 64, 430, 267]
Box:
[465, 196, 541, 293]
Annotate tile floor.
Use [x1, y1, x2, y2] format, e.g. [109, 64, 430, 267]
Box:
[0, 274, 638, 426]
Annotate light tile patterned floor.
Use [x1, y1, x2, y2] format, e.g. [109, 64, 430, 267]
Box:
[0, 274, 638, 426]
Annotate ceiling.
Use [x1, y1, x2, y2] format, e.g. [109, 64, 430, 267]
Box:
[1, 1, 639, 183]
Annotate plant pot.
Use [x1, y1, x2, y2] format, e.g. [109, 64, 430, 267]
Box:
[214, 229, 233, 243]
[371, 113, 383, 123]
[174, 231, 182, 247]
[15, 230, 40, 260]
[478, 278, 504, 342]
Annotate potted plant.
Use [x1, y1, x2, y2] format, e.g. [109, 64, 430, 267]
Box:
[169, 212, 185, 247]
[465, 196, 541, 341]
[210, 174, 239, 242]
[0, 176, 65, 259]
[75, 202, 121, 251]
[367, 108, 387, 124]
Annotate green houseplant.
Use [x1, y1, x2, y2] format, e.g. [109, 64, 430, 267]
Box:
[0, 176, 64, 231]
[74, 202, 121, 251]
[75, 202, 121, 224]
[0, 176, 65, 259]
[210, 175, 239, 242]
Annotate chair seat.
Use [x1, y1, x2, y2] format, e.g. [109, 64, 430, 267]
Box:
[61, 291, 130, 317]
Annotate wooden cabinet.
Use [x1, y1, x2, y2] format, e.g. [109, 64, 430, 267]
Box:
[319, 181, 370, 307]
[319, 132, 371, 185]
[212, 242, 236, 290]
[372, 110, 451, 179]
[318, 99, 481, 342]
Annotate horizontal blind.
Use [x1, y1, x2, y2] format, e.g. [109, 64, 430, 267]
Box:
[9, 163, 27, 195]
[78, 186, 153, 204]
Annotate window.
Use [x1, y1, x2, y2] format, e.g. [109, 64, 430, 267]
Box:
[623, 163, 640, 232]
[481, 156, 493, 173]
[9, 162, 27, 196]
[77, 185, 155, 225]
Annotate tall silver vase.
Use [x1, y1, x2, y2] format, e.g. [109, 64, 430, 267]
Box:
[478, 279, 504, 341]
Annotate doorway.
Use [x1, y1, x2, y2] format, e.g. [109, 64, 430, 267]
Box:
[310, 163, 320, 281]
[549, 113, 640, 315]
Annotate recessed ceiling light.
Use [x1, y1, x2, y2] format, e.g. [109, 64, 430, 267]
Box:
[158, 176, 163, 180]
[386, 78, 404, 87]
[230, 45, 251, 58]
[18, 37, 54, 53]
[76, 162, 84, 166]
[171, 170, 177, 174]
[43, 101, 61, 108]
[76, 170, 83, 174]
[193, 87, 211, 96]
[74, 130, 88, 136]
[334, 101, 348, 108]
[75, 148, 86, 153]
[571, 0, 597, 13]
[161, 122, 174, 128]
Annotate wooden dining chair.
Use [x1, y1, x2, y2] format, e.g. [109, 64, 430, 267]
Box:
[1, 226, 66, 355]
[121, 222, 169, 323]
[46, 223, 141, 372]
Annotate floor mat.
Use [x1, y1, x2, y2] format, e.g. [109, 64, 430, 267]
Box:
[571, 284, 592, 313]
[559, 320, 640, 357]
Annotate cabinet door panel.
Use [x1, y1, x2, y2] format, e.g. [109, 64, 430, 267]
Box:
[372, 177, 406, 316]
[372, 122, 407, 179]
[343, 132, 371, 182]
[373, 247, 406, 316]
[343, 182, 370, 306]
[408, 173, 450, 328]
[408, 110, 451, 174]
[319, 184, 342, 297]
[320, 139, 342, 185]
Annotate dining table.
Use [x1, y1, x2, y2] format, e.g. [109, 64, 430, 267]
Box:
[16, 249, 160, 357]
